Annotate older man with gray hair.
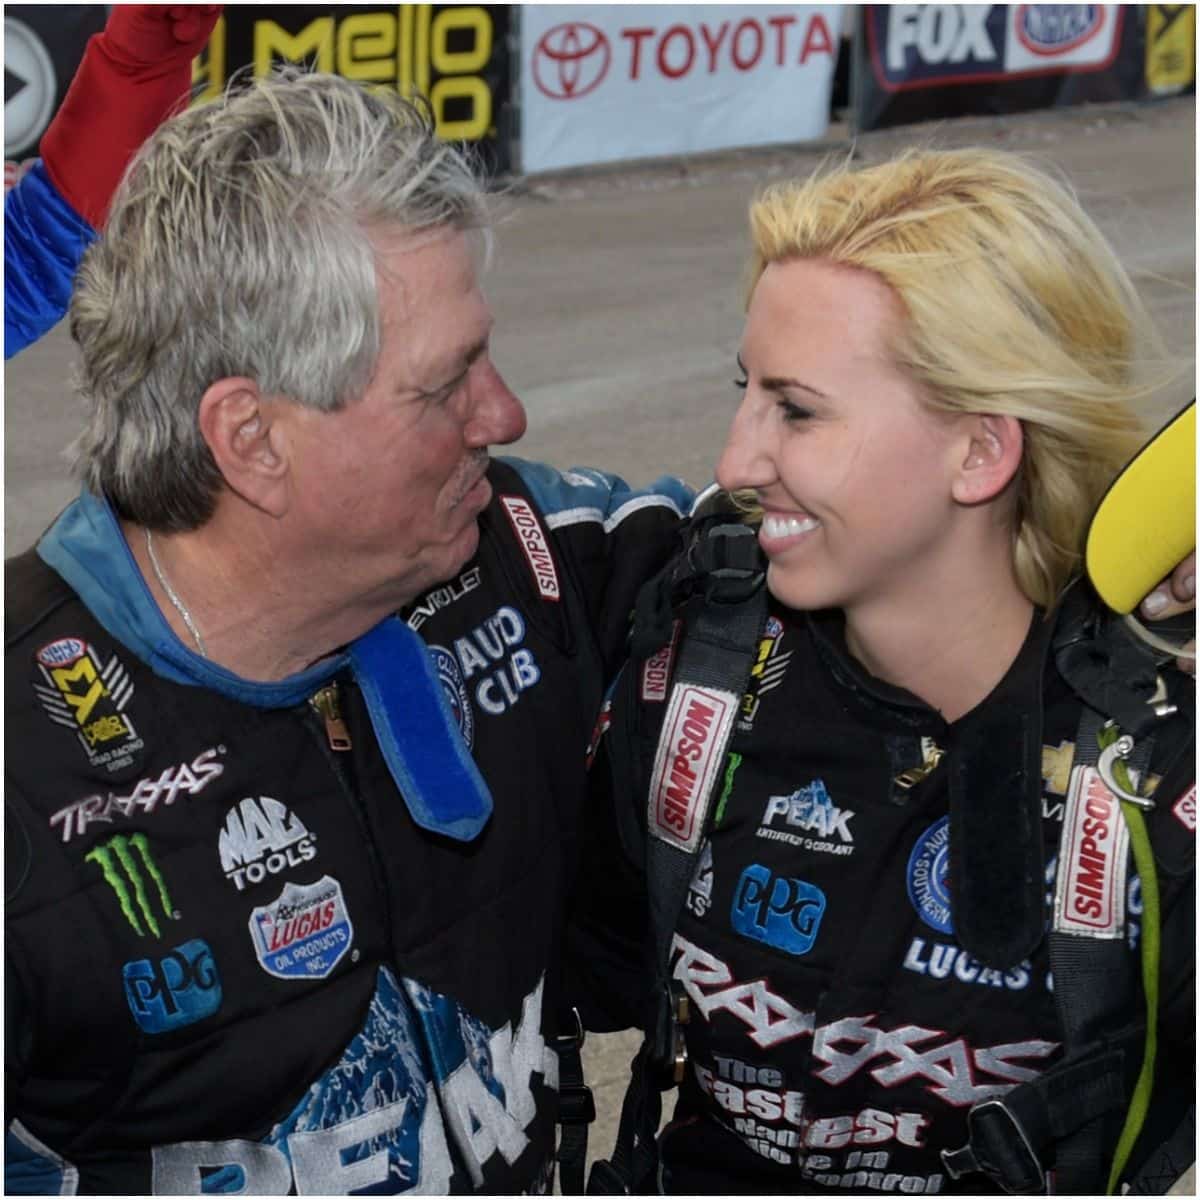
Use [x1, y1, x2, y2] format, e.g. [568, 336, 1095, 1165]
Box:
[5, 70, 689, 1195]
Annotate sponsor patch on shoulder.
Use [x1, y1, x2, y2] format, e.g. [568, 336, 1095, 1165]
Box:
[1054, 766, 1130, 938]
[249, 876, 354, 980]
[641, 621, 680, 703]
[500, 495, 560, 601]
[32, 638, 144, 774]
[649, 684, 736, 853]
[1171, 784, 1197, 833]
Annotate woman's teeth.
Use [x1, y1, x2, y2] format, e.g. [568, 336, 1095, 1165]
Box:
[762, 514, 821, 539]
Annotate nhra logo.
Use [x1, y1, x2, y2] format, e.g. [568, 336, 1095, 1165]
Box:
[32, 637, 144, 773]
[123, 938, 222, 1034]
[249, 875, 353, 980]
[731, 864, 826, 957]
[1015, 5, 1104, 55]
[907, 816, 954, 935]
[219, 796, 317, 891]
[428, 643, 475, 748]
[532, 22, 611, 99]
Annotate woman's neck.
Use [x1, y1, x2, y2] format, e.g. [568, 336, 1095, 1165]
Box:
[843, 565, 1036, 724]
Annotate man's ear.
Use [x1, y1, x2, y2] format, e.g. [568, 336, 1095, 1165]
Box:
[951, 414, 1023, 506]
[197, 378, 291, 518]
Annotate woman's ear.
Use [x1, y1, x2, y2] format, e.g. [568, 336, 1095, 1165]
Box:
[952, 414, 1023, 505]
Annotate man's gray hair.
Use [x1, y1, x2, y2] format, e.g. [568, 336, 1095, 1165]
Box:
[69, 69, 490, 531]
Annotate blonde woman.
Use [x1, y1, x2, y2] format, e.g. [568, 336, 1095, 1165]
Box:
[584, 149, 1194, 1195]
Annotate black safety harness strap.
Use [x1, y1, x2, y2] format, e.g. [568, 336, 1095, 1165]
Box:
[943, 597, 1178, 1195]
[588, 520, 767, 1194]
[554, 1006, 596, 1196]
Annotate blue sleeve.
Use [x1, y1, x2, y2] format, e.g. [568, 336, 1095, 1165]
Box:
[5, 161, 97, 359]
[498, 457, 695, 532]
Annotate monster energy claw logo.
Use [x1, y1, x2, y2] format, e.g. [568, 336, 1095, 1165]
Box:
[86, 833, 178, 937]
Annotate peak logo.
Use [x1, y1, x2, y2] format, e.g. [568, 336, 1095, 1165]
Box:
[533, 22, 611, 100]
[51, 747, 225, 843]
[758, 780, 855, 856]
[219, 796, 317, 891]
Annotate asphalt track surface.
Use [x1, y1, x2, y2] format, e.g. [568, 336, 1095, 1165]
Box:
[4, 95, 1195, 1193]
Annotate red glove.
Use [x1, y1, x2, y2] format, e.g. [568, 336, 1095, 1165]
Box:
[39, 4, 222, 228]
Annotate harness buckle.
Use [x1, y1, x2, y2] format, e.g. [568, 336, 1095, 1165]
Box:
[941, 1099, 1045, 1195]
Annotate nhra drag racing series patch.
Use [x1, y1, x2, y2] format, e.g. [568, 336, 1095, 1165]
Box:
[500, 495, 560, 601]
[32, 637, 144, 774]
[1054, 766, 1130, 938]
[249, 876, 354, 980]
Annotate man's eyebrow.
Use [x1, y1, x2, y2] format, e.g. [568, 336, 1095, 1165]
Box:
[421, 329, 491, 395]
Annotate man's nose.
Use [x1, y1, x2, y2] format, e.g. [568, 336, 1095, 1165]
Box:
[466, 360, 527, 447]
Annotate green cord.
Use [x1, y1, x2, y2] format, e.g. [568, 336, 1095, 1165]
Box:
[1104, 752, 1162, 1195]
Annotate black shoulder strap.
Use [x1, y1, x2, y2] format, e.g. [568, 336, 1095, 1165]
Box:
[944, 594, 1188, 1195]
[589, 516, 767, 1195]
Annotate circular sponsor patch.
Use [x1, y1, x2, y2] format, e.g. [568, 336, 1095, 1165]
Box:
[428, 644, 474, 749]
[907, 815, 954, 934]
[4, 18, 57, 159]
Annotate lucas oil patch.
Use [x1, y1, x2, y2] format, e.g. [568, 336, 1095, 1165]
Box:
[32, 638, 144, 774]
[1054, 766, 1130, 938]
[907, 816, 954, 935]
[249, 876, 354, 980]
[649, 684, 736, 853]
[500, 495, 560, 601]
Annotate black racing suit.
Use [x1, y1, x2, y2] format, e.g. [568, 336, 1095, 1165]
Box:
[580, 588, 1195, 1194]
[4, 457, 690, 1195]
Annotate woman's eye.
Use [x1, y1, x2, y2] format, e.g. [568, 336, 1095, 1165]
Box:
[779, 399, 813, 423]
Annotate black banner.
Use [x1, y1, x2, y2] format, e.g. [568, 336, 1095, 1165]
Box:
[4, 5, 106, 161]
[855, 5, 1146, 132]
[193, 6, 513, 174]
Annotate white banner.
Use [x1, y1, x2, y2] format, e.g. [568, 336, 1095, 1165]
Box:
[519, 6, 844, 174]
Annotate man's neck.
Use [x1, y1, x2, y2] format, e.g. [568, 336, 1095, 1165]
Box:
[127, 514, 400, 682]
[843, 551, 1036, 725]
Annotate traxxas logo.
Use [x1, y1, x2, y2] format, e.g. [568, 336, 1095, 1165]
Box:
[671, 934, 1057, 1105]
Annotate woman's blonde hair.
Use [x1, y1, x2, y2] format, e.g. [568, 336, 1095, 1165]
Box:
[747, 147, 1162, 608]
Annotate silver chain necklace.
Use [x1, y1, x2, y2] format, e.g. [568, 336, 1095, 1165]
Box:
[145, 528, 207, 655]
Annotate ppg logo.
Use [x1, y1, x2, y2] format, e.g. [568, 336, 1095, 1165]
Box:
[730, 865, 826, 956]
[122, 938, 222, 1034]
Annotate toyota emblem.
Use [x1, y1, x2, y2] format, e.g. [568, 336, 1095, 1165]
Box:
[532, 22, 611, 100]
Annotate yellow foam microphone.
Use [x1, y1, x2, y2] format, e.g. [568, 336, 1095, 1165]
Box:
[1085, 401, 1196, 615]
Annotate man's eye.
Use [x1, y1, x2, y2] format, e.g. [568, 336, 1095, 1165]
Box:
[733, 375, 748, 391]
